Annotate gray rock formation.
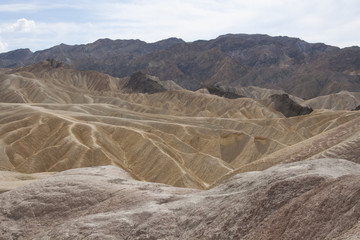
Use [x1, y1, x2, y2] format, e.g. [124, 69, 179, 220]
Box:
[124, 72, 167, 94]
[270, 93, 313, 117]
[1, 158, 360, 239]
[205, 85, 244, 99]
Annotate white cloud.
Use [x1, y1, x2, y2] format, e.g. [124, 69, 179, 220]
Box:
[0, 37, 8, 52]
[0, 3, 40, 12]
[83, 0, 235, 42]
[0, 2, 82, 13]
[88, 0, 360, 46]
[10, 18, 36, 32]
[0, 21, 97, 52]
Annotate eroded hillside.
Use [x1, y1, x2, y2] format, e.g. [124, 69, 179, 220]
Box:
[1, 61, 360, 190]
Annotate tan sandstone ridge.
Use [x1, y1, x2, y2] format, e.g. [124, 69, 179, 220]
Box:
[303, 90, 360, 110]
[1, 61, 360, 190]
[1, 158, 360, 239]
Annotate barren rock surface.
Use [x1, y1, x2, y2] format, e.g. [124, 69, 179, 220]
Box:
[1, 158, 360, 239]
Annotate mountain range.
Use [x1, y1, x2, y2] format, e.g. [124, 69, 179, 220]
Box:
[1, 34, 360, 99]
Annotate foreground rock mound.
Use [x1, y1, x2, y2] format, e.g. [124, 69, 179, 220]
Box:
[1, 158, 360, 239]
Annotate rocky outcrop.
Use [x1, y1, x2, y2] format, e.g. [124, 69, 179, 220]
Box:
[352, 105, 360, 111]
[46, 58, 69, 68]
[1, 159, 360, 239]
[270, 93, 313, 117]
[205, 85, 244, 99]
[123, 72, 167, 93]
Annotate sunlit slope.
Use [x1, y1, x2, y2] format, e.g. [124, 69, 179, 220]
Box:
[0, 62, 126, 104]
[213, 112, 360, 187]
[303, 90, 360, 110]
[1, 101, 359, 189]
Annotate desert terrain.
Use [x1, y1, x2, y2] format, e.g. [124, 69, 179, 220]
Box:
[0, 34, 360, 239]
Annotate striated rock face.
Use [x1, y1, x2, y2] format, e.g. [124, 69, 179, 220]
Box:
[270, 93, 313, 117]
[304, 91, 360, 110]
[1, 158, 360, 239]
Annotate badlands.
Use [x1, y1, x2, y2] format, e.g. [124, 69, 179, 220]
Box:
[0, 58, 359, 239]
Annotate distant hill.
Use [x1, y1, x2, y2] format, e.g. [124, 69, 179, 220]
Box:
[1, 34, 360, 99]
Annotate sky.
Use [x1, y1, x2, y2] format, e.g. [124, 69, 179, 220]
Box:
[0, 0, 359, 53]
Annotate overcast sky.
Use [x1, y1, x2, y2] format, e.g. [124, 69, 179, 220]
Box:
[0, 0, 359, 53]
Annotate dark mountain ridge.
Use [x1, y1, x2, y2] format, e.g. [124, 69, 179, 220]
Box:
[1, 33, 360, 99]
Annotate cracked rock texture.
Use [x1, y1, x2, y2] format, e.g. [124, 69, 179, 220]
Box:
[1, 158, 360, 240]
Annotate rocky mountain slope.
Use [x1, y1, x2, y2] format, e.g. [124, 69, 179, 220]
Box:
[1, 158, 360, 239]
[1, 34, 360, 99]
